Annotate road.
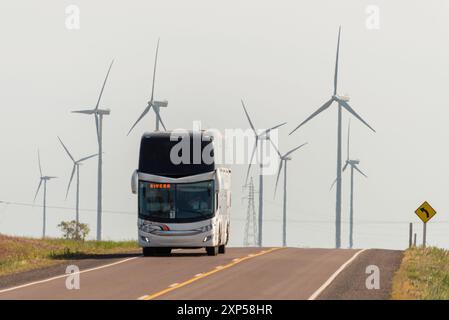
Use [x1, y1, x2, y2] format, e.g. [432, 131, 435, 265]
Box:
[0, 248, 402, 300]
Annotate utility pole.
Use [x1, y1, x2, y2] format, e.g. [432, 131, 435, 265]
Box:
[243, 178, 258, 247]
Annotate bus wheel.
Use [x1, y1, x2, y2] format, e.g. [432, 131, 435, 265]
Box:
[218, 244, 226, 254]
[157, 248, 172, 256]
[206, 246, 218, 256]
[142, 247, 156, 257]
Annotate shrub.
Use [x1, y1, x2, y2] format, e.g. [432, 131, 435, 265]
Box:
[58, 220, 90, 241]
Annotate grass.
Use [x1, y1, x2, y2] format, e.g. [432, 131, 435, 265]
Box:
[392, 246, 449, 299]
[0, 234, 139, 277]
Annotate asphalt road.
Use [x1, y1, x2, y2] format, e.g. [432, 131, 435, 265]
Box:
[0, 248, 401, 300]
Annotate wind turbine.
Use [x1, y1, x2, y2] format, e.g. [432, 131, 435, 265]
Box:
[72, 59, 113, 241]
[128, 38, 168, 135]
[241, 99, 286, 247]
[271, 140, 307, 247]
[58, 137, 98, 235]
[34, 150, 57, 238]
[289, 27, 375, 248]
[341, 121, 367, 248]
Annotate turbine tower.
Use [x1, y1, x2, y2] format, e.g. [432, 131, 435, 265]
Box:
[271, 141, 307, 247]
[128, 38, 168, 135]
[58, 137, 98, 236]
[241, 99, 286, 247]
[289, 27, 375, 248]
[343, 121, 367, 248]
[33, 150, 57, 238]
[72, 60, 113, 241]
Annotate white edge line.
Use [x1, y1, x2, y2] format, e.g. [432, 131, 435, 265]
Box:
[308, 249, 368, 300]
[0, 256, 140, 294]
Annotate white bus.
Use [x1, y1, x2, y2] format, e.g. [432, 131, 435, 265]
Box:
[131, 130, 231, 256]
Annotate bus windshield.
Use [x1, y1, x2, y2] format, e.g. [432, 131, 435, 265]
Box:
[139, 180, 215, 222]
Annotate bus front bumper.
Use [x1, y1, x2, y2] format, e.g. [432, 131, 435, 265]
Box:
[138, 229, 217, 248]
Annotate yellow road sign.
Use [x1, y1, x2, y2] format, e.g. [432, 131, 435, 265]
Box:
[415, 201, 436, 223]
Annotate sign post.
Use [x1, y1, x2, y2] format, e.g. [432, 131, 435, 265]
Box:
[423, 222, 427, 248]
[415, 201, 436, 248]
[409, 222, 413, 248]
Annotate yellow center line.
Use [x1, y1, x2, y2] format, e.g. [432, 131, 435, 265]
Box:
[141, 247, 282, 300]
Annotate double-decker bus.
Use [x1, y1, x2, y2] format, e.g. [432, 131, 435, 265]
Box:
[131, 130, 231, 256]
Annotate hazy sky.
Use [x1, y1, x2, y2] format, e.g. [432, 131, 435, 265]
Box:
[1, 0, 449, 249]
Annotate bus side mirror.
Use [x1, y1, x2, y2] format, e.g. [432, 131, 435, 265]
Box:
[131, 170, 138, 194]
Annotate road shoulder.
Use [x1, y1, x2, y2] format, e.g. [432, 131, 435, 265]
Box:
[317, 249, 403, 300]
[0, 252, 140, 290]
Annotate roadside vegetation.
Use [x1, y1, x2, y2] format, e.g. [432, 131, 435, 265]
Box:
[392, 246, 449, 299]
[0, 234, 138, 277]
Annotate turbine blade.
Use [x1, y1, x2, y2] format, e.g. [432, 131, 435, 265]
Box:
[241, 99, 257, 136]
[78, 153, 98, 162]
[274, 160, 284, 198]
[245, 139, 258, 184]
[127, 105, 151, 136]
[57, 137, 75, 162]
[72, 109, 95, 115]
[329, 177, 337, 191]
[37, 149, 43, 177]
[153, 100, 168, 108]
[34, 179, 42, 202]
[343, 162, 349, 172]
[268, 137, 282, 158]
[289, 98, 334, 135]
[347, 119, 351, 161]
[334, 26, 341, 95]
[150, 38, 160, 102]
[261, 122, 287, 136]
[95, 114, 101, 145]
[155, 109, 167, 131]
[353, 164, 367, 178]
[95, 59, 114, 110]
[339, 100, 376, 133]
[66, 165, 76, 199]
[283, 142, 308, 158]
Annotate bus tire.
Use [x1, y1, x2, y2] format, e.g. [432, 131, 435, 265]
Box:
[157, 248, 172, 256]
[206, 246, 218, 256]
[142, 247, 155, 257]
[218, 244, 226, 254]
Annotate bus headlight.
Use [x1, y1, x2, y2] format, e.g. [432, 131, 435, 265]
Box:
[198, 224, 213, 233]
[139, 224, 153, 233]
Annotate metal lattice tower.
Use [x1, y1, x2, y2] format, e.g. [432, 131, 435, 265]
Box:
[243, 178, 258, 247]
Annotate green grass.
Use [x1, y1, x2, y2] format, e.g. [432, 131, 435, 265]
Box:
[392, 247, 449, 299]
[0, 234, 139, 277]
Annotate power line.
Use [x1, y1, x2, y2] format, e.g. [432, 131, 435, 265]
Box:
[0, 200, 135, 216]
[2, 199, 448, 225]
